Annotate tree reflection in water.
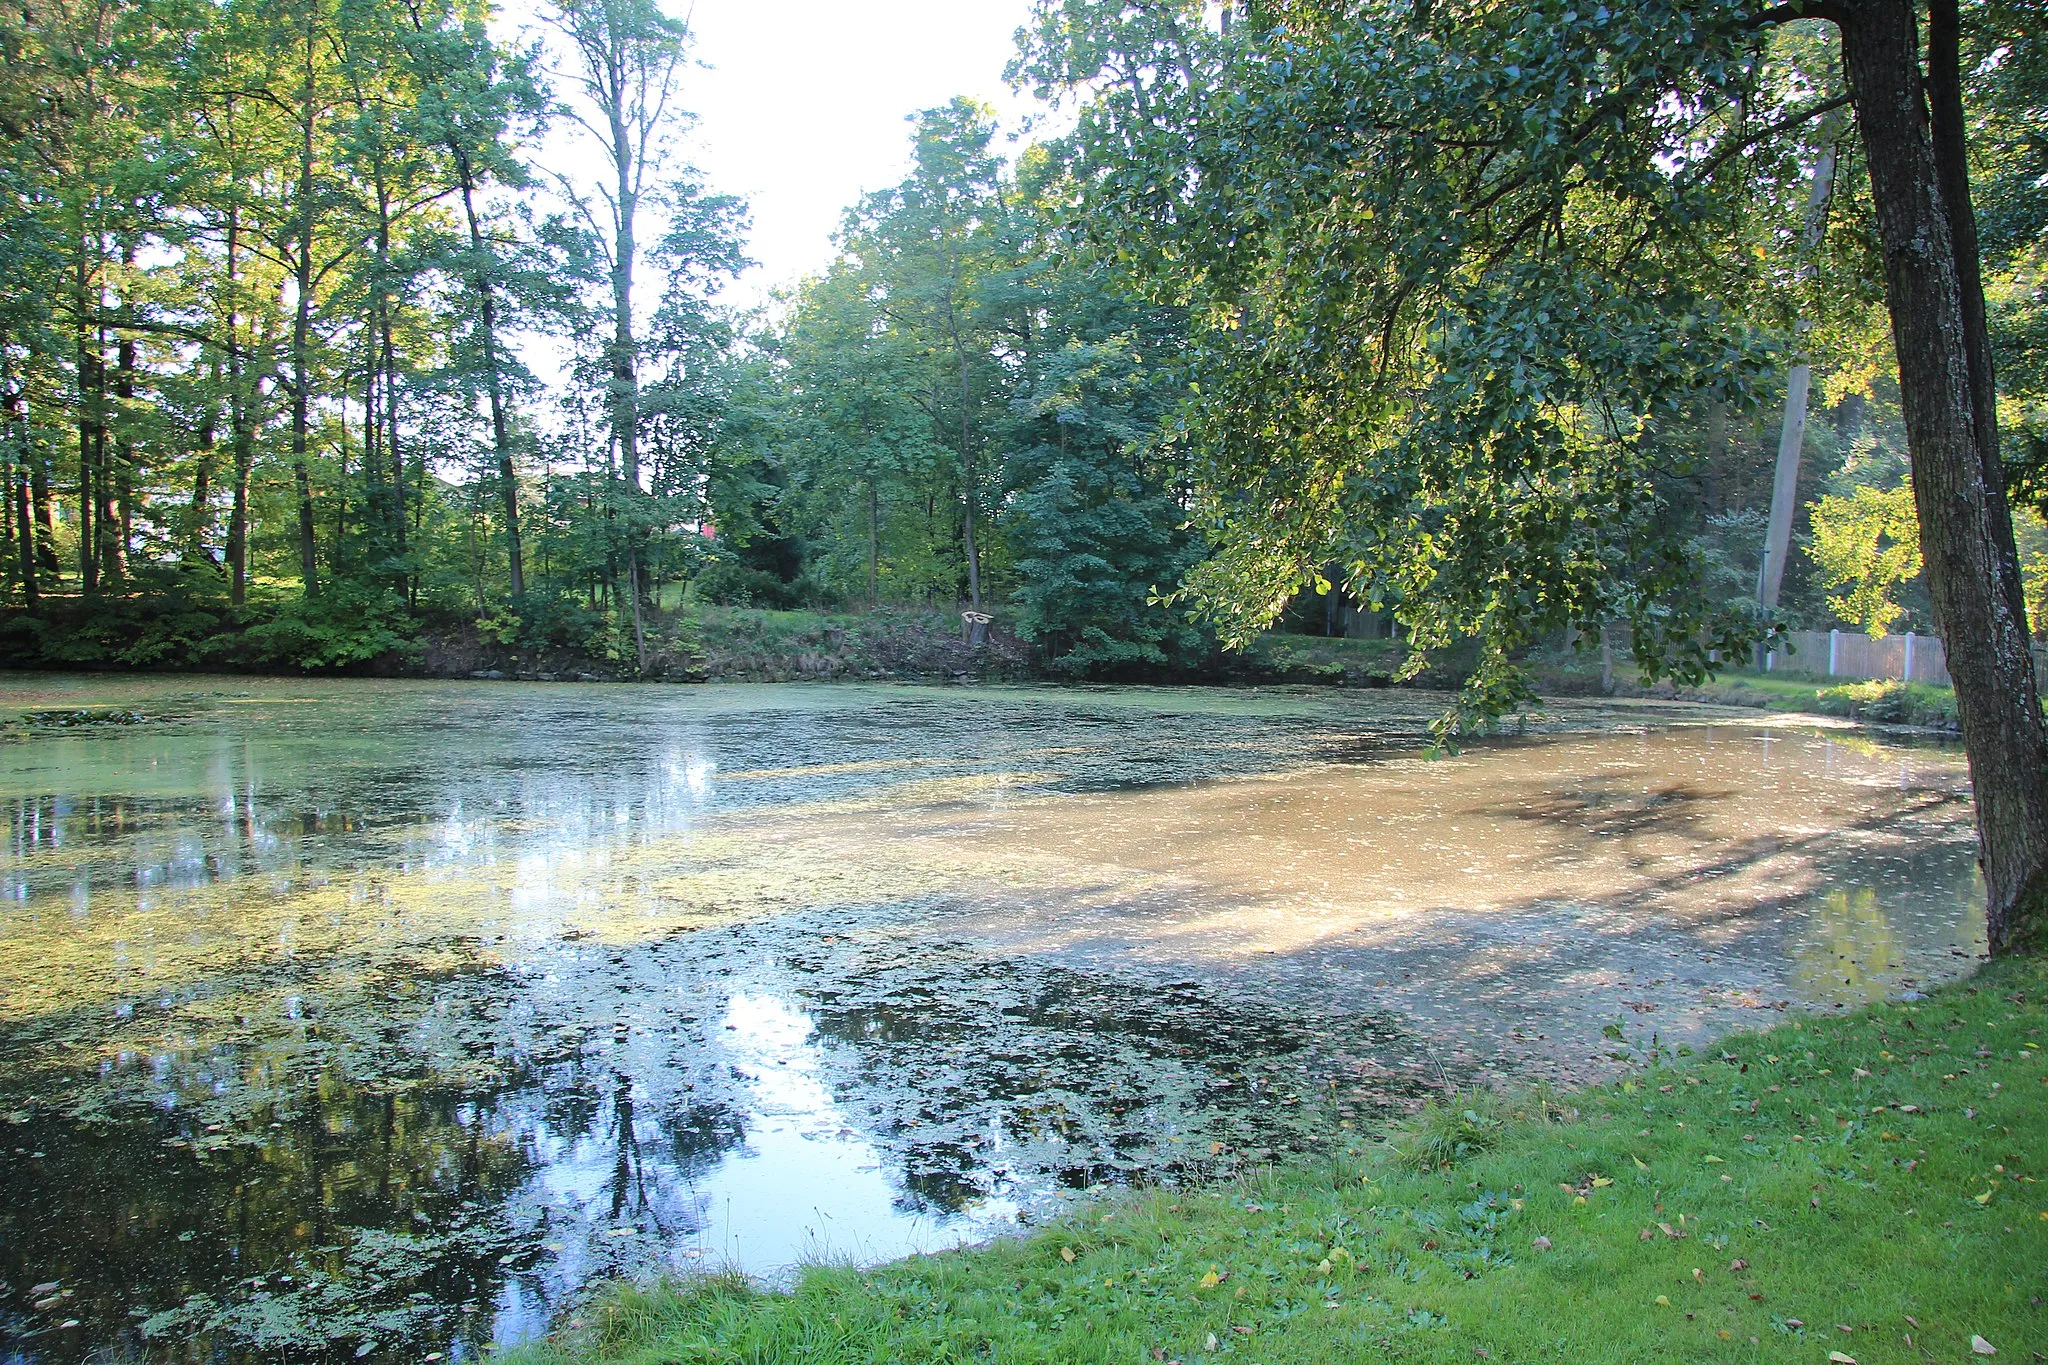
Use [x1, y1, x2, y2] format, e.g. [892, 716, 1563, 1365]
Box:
[0, 680, 1988, 1362]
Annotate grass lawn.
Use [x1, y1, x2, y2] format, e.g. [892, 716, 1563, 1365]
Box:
[524, 958, 2048, 1364]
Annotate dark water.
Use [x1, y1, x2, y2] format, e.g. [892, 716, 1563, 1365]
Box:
[0, 678, 1984, 1361]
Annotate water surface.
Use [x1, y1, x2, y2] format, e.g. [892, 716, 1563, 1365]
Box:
[0, 677, 1983, 1360]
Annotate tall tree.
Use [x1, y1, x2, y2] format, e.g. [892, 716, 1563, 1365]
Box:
[844, 100, 1012, 609]
[1020, 0, 2048, 950]
[544, 0, 692, 674]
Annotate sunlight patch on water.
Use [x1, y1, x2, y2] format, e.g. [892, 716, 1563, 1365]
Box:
[0, 675, 1987, 1364]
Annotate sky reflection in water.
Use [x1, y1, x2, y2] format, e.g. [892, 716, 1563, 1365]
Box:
[0, 677, 1984, 1362]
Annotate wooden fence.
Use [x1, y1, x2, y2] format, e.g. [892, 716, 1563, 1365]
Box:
[1762, 630, 1952, 688]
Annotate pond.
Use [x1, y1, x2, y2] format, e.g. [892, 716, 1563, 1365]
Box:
[0, 676, 1985, 1361]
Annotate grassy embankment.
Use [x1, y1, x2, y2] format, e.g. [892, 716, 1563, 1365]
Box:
[1251, 631, 1964, 730]
[1607, 671, 1961, 731]
[527, 959, 2046, 1365]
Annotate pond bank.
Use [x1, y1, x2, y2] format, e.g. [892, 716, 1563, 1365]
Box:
[523, 957, 2048, 1365]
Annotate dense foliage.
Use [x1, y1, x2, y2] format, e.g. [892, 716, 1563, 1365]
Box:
[0, 0, 745, 672]
[0, 0, 2039, 690]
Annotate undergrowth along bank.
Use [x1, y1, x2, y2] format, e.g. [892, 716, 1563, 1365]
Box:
[525, 959, 2048, 1364]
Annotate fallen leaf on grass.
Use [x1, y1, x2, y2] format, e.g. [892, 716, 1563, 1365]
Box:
[1197, 1267, 1224, 1289]
[1060, 1247, 1076, 1263]
[1655, 1295, 1671, 1307]
[1730, 1259, 1749, 1272]
[1532, 1236, 1551, 1251]
[1972, 1336, 1997, 1356]
[1828, 1353, 1856, 1364]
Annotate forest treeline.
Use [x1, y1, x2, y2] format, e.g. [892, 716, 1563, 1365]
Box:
[0, 0, 2042, 683]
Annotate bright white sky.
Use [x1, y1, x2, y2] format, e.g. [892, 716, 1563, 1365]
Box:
[677, 0, 1047, 306]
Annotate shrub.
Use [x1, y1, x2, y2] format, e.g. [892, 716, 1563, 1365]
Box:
[693, 559, 800, 609]
[240, 581, 418, 670]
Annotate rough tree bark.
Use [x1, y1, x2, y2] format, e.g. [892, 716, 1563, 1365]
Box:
[1831, 0, 2048, 953]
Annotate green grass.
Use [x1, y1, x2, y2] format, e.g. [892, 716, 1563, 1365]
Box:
[523, 958, 2048, 1364]
[1519, 648, 1965, 731]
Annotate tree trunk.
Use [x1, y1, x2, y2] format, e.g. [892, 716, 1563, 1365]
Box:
[458, 164, 523, 600]
[382, 311, 406, 561]
[110, 297, 136, 584]
[867, 474, 879, 607]
[189, 377, 216, 565]
[1760, 363, 1812, 608]
[289, 16, 320, 597]
[13, 449, 34, 611]
[1761, 136, 1840, 609]
[31, 441, 56, 575]
[1838, 0, 2048, 954]
[3, 350, 32, 610]
[221, 205, 253, 606]
[947, 295, 982, 608]
[189, 454, 214, 563]
[608, 105, 647, 676]
[227, 406, 254, 606]
[75, 259, 100, 594]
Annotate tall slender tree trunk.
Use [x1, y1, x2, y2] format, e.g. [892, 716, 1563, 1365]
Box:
[189, 360, 217, 564]
[222, 209, 255, 609]
[289, 16, 321, 597]
[94, 316, 118, 586]
[946, 294, 982, 608]
[75, 255, 101, 594]
[370, 165, 407, 574]
[31, 442, 56, 576]
[0, 426, 12, 600]
[189, 448, 214, 563]
[3, 345, 32, 610]
[12, 449, 34, 611]
[457, 165, 523, 600]
[110, 251, 137, 585]
[1761, 132, 1842, 609]
[227, 405, 254, 606]
[1836, 0, 2048, 953]
[381, 312, 406, 559]
[867, 474, 880, 607]
[608, 104, 647, 676]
